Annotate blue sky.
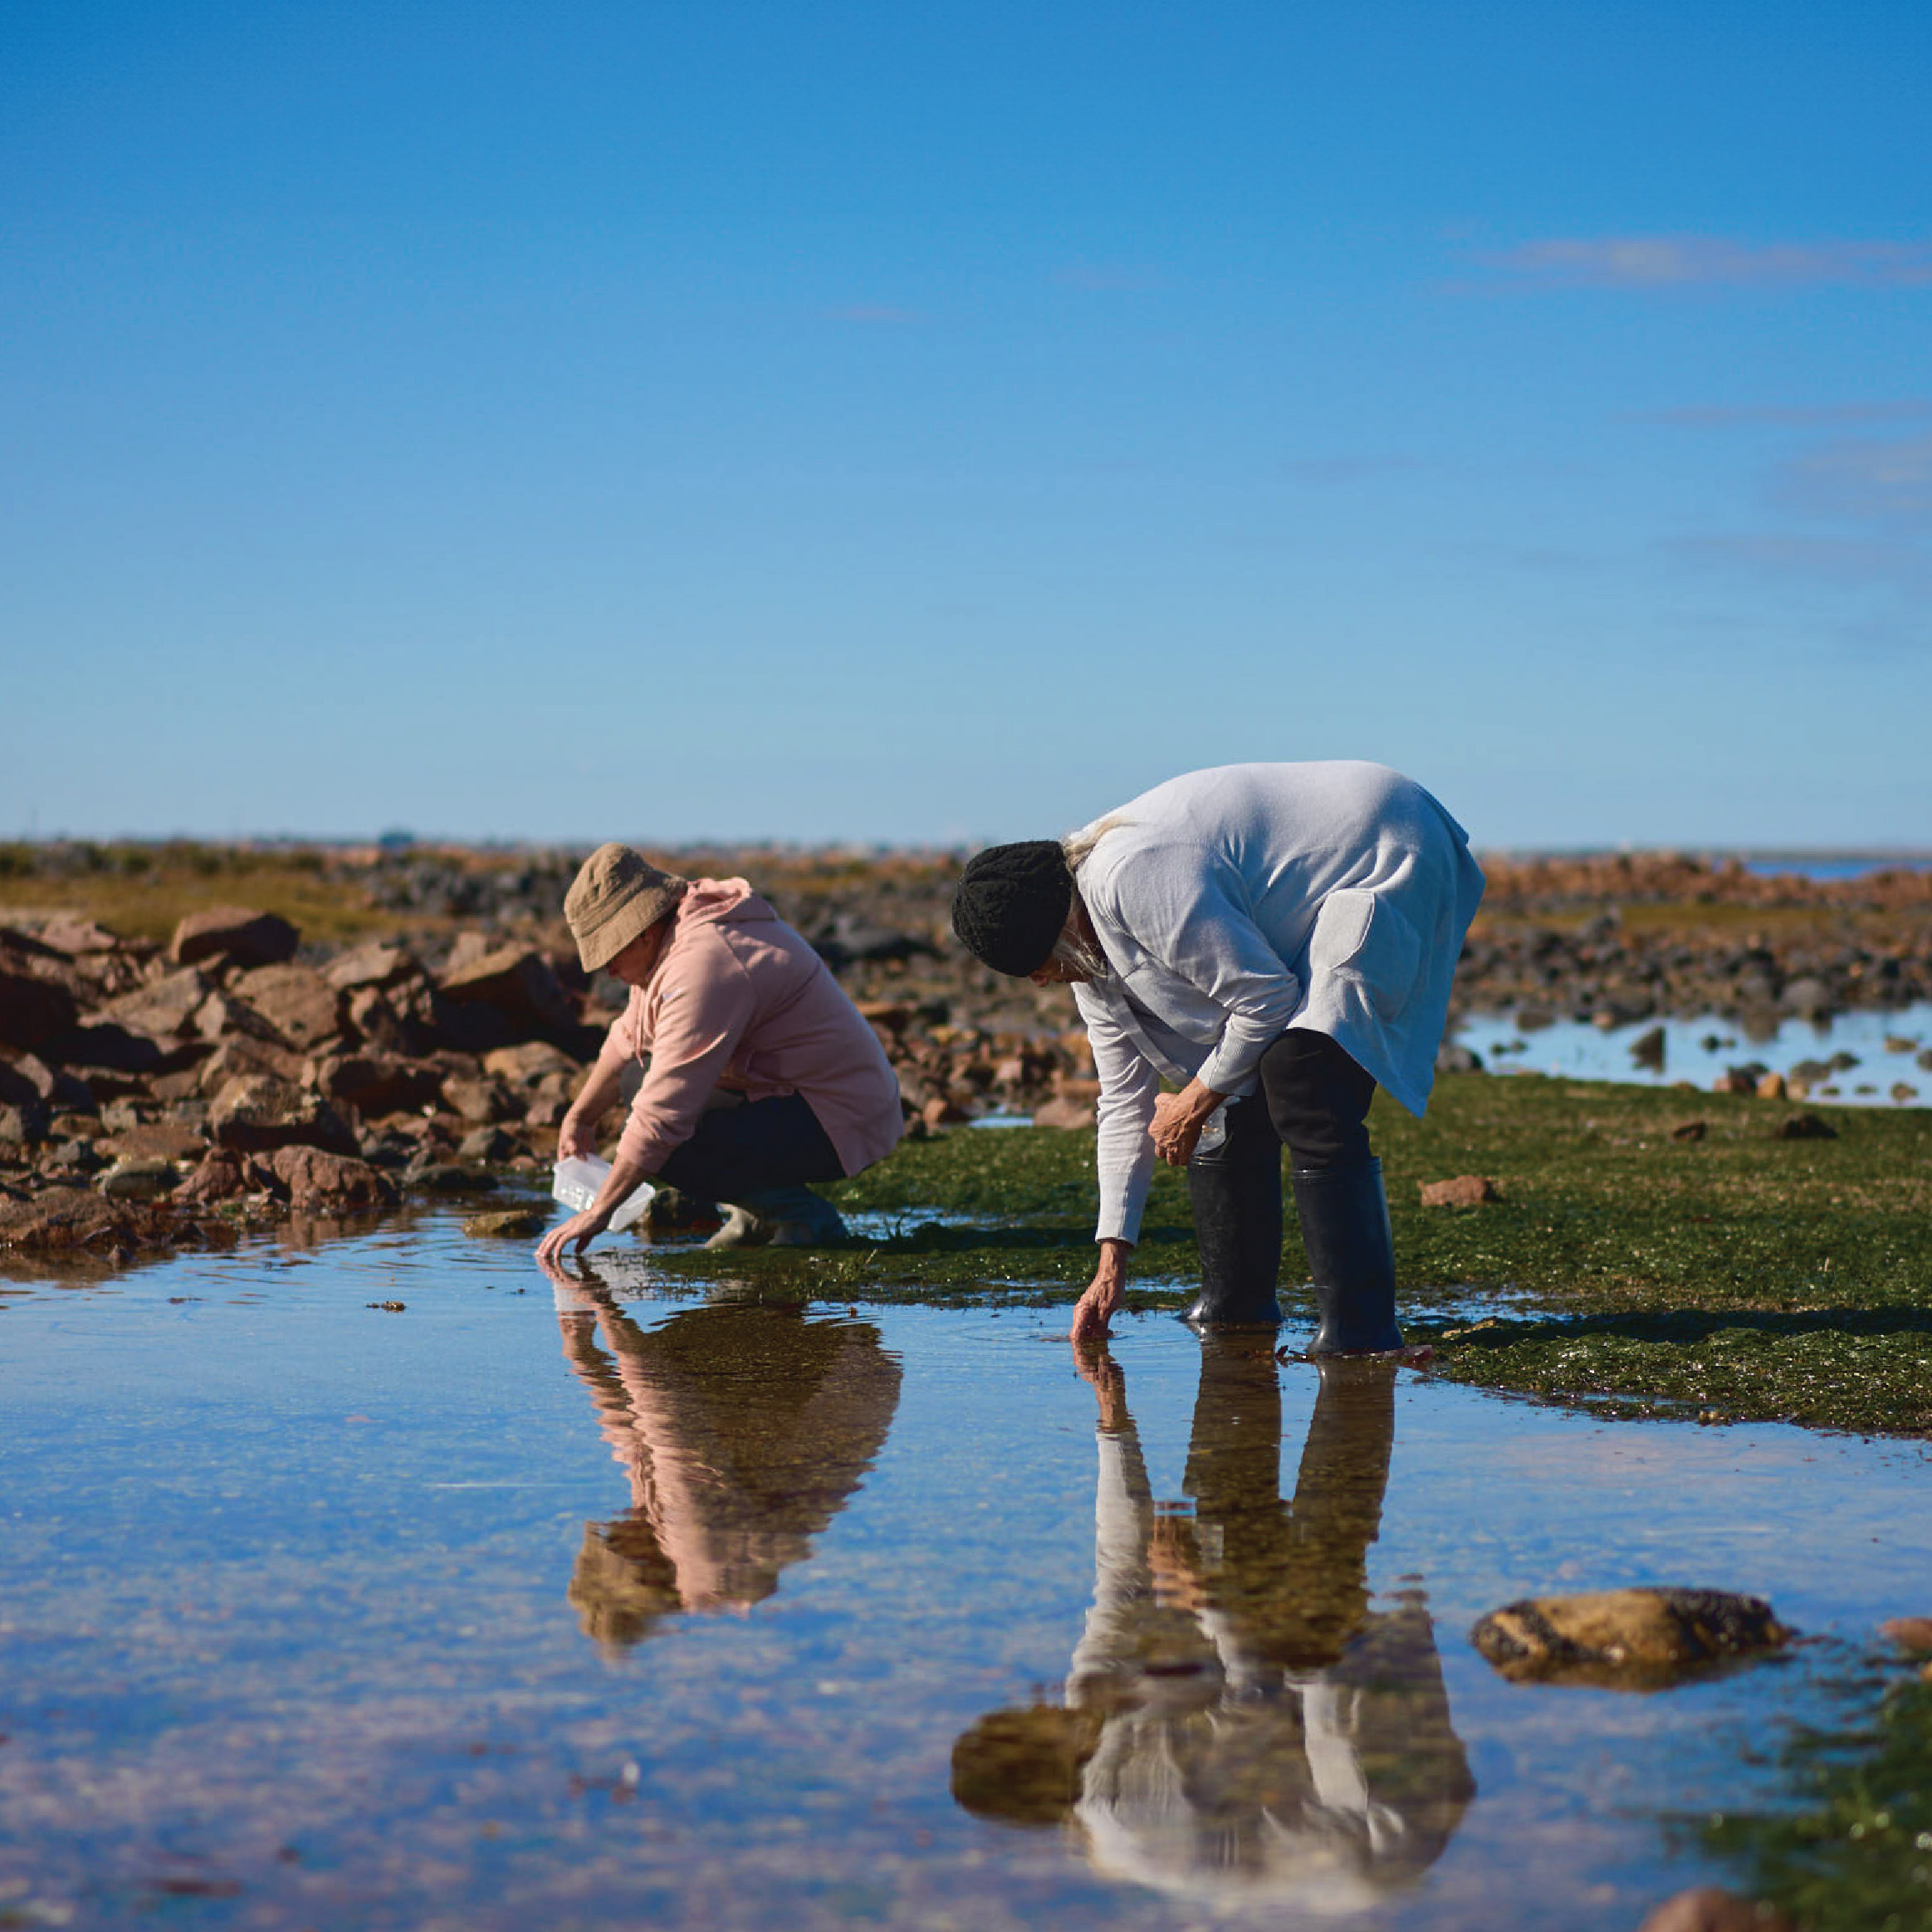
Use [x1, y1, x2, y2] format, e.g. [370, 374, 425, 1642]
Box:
[4, 2, 1928, 849]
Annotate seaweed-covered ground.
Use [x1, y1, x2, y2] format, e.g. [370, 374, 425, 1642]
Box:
[1703, 1658, 1932, 1932]
[6, 838, 1930, 1440]
[653, 1074, 1932, 1440]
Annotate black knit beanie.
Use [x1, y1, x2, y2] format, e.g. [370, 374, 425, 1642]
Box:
[951, 842, 1074, 977]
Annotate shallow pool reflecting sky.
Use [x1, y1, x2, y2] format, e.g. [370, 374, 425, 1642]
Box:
[3, 1213, 1930, 1928]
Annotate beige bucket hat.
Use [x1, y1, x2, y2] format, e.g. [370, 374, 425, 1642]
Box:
[564, 843, 689, 972]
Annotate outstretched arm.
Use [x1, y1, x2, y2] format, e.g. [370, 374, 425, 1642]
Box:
[536, 1151, 653, 1263]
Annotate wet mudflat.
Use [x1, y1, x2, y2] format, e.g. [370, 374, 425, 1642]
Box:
[3, 1215, 1930, 1930]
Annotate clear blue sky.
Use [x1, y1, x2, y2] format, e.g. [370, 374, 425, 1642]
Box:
[4, 2, 1928, 849]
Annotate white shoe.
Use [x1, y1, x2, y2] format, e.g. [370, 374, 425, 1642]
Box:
[703, 1204, 774, 1250]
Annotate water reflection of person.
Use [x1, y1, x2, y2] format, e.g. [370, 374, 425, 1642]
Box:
[549, 1270, 902, 1647]
[953, 1343, 1473, 1910]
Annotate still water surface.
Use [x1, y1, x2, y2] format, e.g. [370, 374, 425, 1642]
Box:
[3, 1213, 1929, 1929]
[1451, 1002, 1932, 1105]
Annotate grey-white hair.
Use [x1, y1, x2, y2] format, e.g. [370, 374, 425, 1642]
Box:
[1047, 916, 1111, 985]
[1059, 812, 1130, 878]
[1050, 814, 1130, 983]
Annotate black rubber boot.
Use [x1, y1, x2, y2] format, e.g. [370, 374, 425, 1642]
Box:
[1181, 1098, 1284, 1328]
[1293, 1157, 1402, 1355]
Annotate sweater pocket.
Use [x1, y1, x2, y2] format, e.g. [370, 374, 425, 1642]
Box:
[1308, 889, 1422, 1018]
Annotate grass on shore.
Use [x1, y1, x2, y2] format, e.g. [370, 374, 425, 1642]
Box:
[0, 845, 408, 946]
[644, 1073, 1932, 1437]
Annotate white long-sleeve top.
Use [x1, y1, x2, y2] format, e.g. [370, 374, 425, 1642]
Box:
[1070, 762, 1484, 1244]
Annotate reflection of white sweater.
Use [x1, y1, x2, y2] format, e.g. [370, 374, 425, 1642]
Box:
[1071, 762, 1485, 1242]
[1069, 1431, 1436, 1912]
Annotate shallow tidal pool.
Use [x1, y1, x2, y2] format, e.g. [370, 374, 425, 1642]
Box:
[3, 1212, 1930, 1930]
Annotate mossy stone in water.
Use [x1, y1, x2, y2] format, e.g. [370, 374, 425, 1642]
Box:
[464, 1206, 546, 1238]
[1471, 1587, 1791, 1689]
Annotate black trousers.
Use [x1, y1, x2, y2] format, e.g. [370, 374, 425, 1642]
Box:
[654, 1093, 844, 1202]
[1246, 1027, 1377, 1170]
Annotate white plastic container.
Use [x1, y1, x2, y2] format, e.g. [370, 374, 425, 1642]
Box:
[551, 1154, 653, 1233]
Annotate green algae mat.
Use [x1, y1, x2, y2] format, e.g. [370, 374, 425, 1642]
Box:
[652, 1074, 1932, 1440]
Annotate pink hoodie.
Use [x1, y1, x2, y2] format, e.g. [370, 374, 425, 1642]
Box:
[594, 878, 902, 1179]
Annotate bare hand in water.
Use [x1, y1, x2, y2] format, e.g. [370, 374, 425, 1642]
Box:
[536, 1206, 610, 1264]
[1069, 1239, 1131, 1344]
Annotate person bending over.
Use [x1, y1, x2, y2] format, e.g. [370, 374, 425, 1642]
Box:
[949, 762, 1484, 1352]
[537, 844, 902, 1261]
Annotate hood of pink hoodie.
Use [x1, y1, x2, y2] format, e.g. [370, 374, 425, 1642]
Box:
[671, 876, 777, 929]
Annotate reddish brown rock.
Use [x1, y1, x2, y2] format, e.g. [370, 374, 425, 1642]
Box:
[1670, 1119, 1708, 1142]
[99, 967, 210, 1041]
[230, 963, 344, 1052]
[1419, 1174, 1501, 1208]
[437, 945, 576, 1039]
[0, 1185, 168, 1253]
[0, 961, 81, 1051]
[190, 987, 286, 1044]
[1881, 1616, 1932, 1655]
[0, 1051, 89, 1110]
[42, 1021, 164, 1077]
[323, 942, 416, 992]
[1636, 1886, 1794, 1931]
[311, 1054, 444, 1118]
[209, 1074, 356, 1156]
[194, 1034, 308, 1096]
[1774, 1112, 1838, 1141]
[443, 1075, 517, 1125]
[344, 986, 410, 1054]
[32, 915, 124, 956]
[263, 1145, 398, 1213]
[169, 905, 300, 969]
[482, 1039, 581, 1085]
[174, 1148, 253, 1204]
[0, 1101, 50, 1146]
[99, 1122, 209, 1162]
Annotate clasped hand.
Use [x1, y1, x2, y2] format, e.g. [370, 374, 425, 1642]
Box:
[1150, 1082, 1223, 1168]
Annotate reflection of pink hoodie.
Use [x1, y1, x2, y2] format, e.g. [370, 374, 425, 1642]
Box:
[594, 878, 902, 1179]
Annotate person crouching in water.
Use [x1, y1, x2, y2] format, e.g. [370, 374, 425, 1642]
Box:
[536, 844, 902, 1261]
[949, 763, 1484, 1351]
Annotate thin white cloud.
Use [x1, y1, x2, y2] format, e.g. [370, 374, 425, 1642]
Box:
[1778, 434, 1932, 527]
[1481, 235, 1932, 290]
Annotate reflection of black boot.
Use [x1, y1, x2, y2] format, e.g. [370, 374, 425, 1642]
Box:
[1182, 1098, 1283, 1328]
[1294, 1157, 1401, 1355]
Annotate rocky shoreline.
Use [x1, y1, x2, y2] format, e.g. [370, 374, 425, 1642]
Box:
[3, 845, 1929, 1261]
